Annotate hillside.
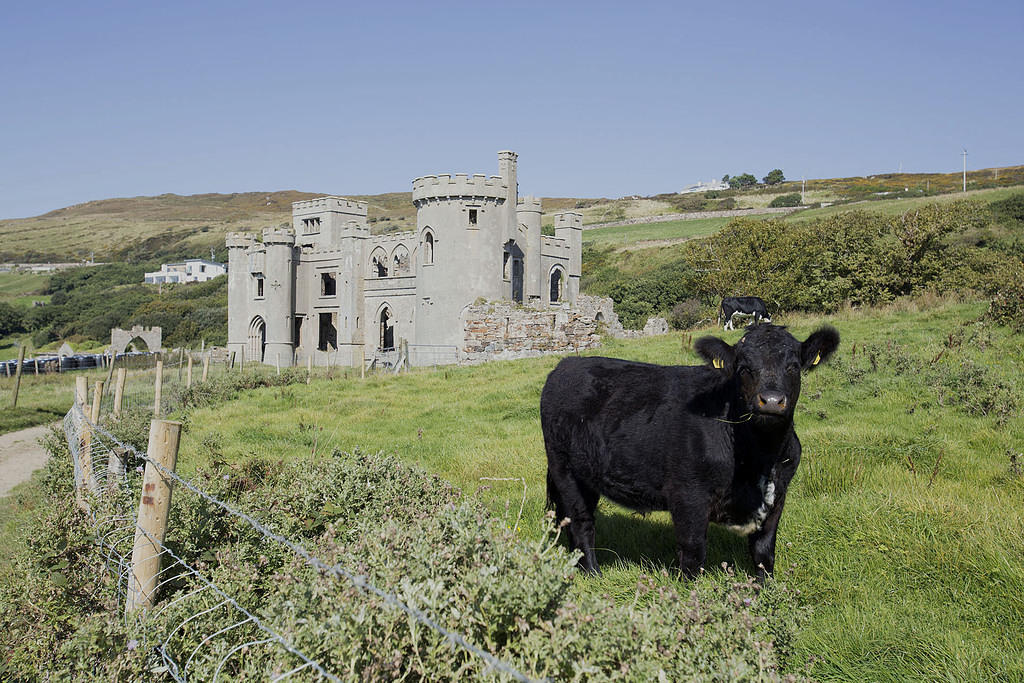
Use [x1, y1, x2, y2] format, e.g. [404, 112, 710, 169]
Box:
[2, 165, 1021, 263]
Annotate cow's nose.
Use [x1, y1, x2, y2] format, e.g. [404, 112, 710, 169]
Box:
[756, 391, 788, 414]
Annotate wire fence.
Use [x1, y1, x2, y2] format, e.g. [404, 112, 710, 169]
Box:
[62, 401, 536, 681]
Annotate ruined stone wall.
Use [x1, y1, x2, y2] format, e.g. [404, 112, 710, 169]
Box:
[461, 302, 601, 363]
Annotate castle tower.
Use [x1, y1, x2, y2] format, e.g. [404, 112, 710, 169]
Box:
[225, 233, 256, 362]
[411, 152, 517, 348]
[261, 228, 296, 366]
[290, 197, 369, 367]
[516, 195, 542, 303]
[554, 212, 583, 305]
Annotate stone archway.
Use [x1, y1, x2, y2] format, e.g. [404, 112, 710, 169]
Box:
[110, 326, 162, 355]
[248, 316, 266, 363]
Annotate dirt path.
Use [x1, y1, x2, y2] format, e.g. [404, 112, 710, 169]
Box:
[0, 424, 54, 498]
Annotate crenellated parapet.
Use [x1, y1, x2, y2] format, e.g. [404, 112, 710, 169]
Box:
[369, 230, 417, 248]
[553, 211, 584, 230]
[262, 228, 295, 246]
[226, 232, 256, 249]
[516, 195, 543, 213]
[412, 174, 508, 203]
[292, 196, 368, 215]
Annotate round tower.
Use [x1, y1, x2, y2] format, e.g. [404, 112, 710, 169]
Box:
[261, 228, 296, 366]
[516, 195, 542, 303]
[225, 232, 254, 361]
[411, 153, 517, 348]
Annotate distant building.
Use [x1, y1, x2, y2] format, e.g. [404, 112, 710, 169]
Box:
[679, 179, 729, 194]
[144, 259, 226, 284]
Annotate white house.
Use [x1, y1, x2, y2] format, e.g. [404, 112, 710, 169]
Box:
[144, 259, 226, 284]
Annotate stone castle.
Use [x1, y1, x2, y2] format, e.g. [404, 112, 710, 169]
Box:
[226, 151, 585, 367]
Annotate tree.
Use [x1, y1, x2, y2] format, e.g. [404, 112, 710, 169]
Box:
[763, 169, 785, 185]
[0, 302, 25, 336]
[727, 173, 757, 189]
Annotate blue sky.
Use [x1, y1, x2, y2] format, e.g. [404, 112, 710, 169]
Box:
[2, 0, 1021, 218]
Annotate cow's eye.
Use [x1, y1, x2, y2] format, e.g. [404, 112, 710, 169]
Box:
[738, 366, 753, 377]
[787, 363, 800, 373]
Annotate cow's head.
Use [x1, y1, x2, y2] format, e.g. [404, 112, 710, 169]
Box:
[695, 324, 839, 422]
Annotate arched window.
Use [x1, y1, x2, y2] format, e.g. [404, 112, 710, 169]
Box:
[370, 247, 388, 277]
[391, 244, 410, 275]
[549, 267, 565, 304]
[422, 230, 434, 265]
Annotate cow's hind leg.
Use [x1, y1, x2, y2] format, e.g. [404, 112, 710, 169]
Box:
[546, 457, 601, 574]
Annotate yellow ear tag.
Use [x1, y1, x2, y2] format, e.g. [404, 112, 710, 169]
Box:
[713, 358, 724, 369]
[812, 351, 821, 366]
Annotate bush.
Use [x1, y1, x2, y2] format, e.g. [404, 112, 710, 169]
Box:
[1, 442, 809, 681]
[769, 193, 802, 208]
[670, 298, 705, 329]
[0, 302, 25, 336]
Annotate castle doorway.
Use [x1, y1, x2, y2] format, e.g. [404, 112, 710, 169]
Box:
[379, 307, 394, 350]
[504, 240, 524, 304]
[549, 267, 565, 304]
[248, 316, 266, 363]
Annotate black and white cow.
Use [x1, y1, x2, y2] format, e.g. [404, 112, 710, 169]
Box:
[540, 324, 839, 577]
[720, 296, 772, 330]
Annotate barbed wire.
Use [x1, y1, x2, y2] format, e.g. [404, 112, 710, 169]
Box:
[65, 401, 538, 682]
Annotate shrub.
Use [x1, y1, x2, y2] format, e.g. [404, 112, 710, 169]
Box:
[1, 442, 808, 681]
[0, 302, 25, 336]
[670, 298, 705, 329]
[769, 193, 802, 208]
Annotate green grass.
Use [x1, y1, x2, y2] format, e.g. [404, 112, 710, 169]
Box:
[161, 298, 1023, 681]
[786, 186, 1024, 223]
[0, 272, 49, 308]
[582, 216, 733, 247]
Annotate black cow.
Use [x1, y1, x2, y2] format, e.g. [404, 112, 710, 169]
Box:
[540, 324, 839, 577]
[720, 296, 771, 330]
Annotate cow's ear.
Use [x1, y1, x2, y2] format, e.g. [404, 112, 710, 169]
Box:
[801, 326, 840, 371]
[695, 336, 735, 374]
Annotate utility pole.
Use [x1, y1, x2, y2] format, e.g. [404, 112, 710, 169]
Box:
[801, 176, 805, 204]
[962, 149, 968, 192]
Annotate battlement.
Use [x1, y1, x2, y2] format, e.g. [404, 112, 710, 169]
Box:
[226, 232, 256, 249]
[369, 230, 417, 247]
[541, 235, 570, 250]
[412, 173, 508, 202]
[516, 195, 543, 212]
[262, 228, 295, 246]
[292, 196, 368, 216]
[553, 211, 584, 230]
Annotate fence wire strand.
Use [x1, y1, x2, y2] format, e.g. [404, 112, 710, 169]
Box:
[63, 401, 536, 682]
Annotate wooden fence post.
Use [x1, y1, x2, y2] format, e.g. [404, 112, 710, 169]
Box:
[359, 347, 365, 379]
[11, 345, 25, 408]
[202, 355, 210, 382]
[91, 380, 104, 423]
[307, 355, 312, 384]
[75, 376, 96, 502]
[239, 348, 244, 374]
[105, 350, 116, 388]
[276, 352, 281, 376]
[153, 360, 163, 417]
[186, 354, 193, 388]
[113, 367, 127, 418]
[126, 419, 181, 615]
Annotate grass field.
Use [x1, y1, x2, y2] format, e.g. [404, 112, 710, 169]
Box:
[582, 216, 733, 248]
[140, 297, 1024, 681]
[0, 272, 49, 307]
[786, 186, 1023, 223]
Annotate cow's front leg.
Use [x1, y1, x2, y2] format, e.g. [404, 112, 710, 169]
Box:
[670, 498, 711, 578]
[748, 491, 786, 579]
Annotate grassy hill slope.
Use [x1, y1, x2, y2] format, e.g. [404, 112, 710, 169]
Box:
[3, 165, 1021, 262]
[160, 299, 1024, 680]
